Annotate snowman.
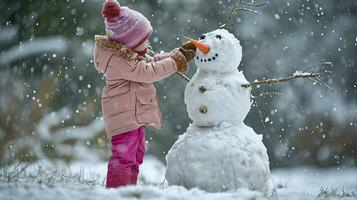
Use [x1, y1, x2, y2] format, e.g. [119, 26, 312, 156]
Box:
[165, 29, 273, 195]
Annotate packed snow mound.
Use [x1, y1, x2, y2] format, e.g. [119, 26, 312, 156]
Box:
[165, 123, 273, 195]
[184, 70, 251, 127]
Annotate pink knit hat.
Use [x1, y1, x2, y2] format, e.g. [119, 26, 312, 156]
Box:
[102, 0, 153, 49]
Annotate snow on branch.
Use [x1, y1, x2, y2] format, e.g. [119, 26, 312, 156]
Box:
[51, 118, 104, 142]
[28, 107, 105, 160]
[0, 27, 17, 43]
[242, 73, 318, 88]
[0, 36, 68, 65]
[241, 62, 335, 93]
[37, 107, 104, 142]
[37, 107, 72, 140]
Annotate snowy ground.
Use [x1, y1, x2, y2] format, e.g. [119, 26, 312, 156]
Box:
[0, 156, 356, 200]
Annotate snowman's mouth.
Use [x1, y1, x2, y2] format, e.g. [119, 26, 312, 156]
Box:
[196, 53, 219, 63]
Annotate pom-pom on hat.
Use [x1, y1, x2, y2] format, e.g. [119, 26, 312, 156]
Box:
[102, 0, 153, 49]
[102, 0, 121, 20]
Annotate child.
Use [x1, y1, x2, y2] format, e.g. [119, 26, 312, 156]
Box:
[93, 0, 195, 188]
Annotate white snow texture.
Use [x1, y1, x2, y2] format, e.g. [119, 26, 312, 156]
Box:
[166, 29, 273, 195]
[184, 70, 251, 126]
[1, 157, 357, 200]
[165, 123, 273, 194]
[185, 29, 251, 126]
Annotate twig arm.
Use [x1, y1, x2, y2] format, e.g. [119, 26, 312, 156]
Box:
[147, 46, 191, 82]
[222, 0, 266, 29]
[176, 71, 190, 82]
[241, 71, 335, 93]
[241, 73, 318, 88]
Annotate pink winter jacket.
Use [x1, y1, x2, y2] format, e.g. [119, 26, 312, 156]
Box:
[93, 39, 178, 138]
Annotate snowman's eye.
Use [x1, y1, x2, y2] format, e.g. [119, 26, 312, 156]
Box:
[215, 35, 222, 40]
[199, 35, 206, 40]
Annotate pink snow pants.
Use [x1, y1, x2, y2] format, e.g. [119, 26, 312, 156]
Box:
[106, 126, 145, 188]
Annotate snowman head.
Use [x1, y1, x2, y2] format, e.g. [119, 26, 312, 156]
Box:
[191, 29, 242, 73]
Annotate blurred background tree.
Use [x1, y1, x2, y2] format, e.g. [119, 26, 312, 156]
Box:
[0, 0, 356, 168]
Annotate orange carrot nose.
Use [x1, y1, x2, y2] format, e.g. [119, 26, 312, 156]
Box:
[185, 37, 210, 55]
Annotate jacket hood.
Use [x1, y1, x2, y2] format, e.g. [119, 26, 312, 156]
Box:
[93, 35, 146, 72]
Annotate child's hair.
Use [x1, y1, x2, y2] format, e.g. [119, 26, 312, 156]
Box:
[102, 0, 153, 49]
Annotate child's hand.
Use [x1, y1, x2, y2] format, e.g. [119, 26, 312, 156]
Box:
[170, 49, 189, 73]
[181, 41, 196, 51]
[179, 41, 196, 62]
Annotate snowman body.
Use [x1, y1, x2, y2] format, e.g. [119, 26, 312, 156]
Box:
[165, 123, 273, 194]
[165, 29, 273, 195]
[184, 70, 251, 127]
